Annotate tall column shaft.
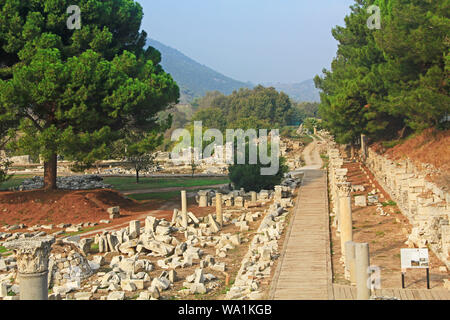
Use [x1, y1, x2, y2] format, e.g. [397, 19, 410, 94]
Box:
[181, 190, 188, 228]
[251, 191, 257, 203]
[338, 183, 352, 257]
[216, 193, 223, 227]
[361, 134, 367, 160]
[355, 242, 371, 300]
[344, 241, 356, 284]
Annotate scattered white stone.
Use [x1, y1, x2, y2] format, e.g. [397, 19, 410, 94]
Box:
[151, 277, 170, 291]
[74, 292, 92, 300]
[121, 280, 137, 292]
[355, 195, 367, 207]
[107, 291, 125, 300]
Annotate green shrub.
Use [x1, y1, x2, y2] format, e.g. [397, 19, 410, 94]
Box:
[229, 157, 288, 192]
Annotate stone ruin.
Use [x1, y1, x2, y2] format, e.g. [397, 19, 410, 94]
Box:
[16, 175, 112, 191]
[48, 240, 94, 294]
[364, 148, 450, 268]
[0, 172, 302, 300]
[322, 132, 450, 294]
[225, 176, 299, 300]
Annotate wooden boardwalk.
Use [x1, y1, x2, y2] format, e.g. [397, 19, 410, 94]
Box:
[268, 138, 449, 300]
[268, 167, 450, 300]
[332, 284, 450, 300]
[270, 169, 333, 300]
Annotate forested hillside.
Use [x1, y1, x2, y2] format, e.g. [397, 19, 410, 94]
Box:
[266, 79, 321, 102]
[147, 39, 252, 103]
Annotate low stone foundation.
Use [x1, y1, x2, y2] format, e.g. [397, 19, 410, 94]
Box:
[365, 149, 450, 268]
[17, 175, 112, 191]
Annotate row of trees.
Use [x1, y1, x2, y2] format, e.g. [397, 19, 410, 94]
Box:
[190, 86, 296, 131]
[0, 0, 180, 188]
[315, 0, 449, 145]
[185, 87, 298, 191]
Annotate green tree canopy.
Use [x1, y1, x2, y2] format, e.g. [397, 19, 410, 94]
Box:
[228, 142, 288, 192]
[0, 0, 179, 189]
[315, 0, 449, 145]
[191, 85, 294, 132]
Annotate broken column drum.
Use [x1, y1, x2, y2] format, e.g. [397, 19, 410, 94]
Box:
[196, 191, 208, 208]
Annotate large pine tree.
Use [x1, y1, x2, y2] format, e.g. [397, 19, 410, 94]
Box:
[0, 0, 179, 189]
[315, 0, 449, 144]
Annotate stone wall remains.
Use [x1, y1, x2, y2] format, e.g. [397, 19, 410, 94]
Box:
[365, 148, 450, 268]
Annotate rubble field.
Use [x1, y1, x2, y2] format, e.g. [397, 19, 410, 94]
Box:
[0, 175, 302, 300]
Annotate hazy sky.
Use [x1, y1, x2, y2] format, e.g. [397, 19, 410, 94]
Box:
[138, 0, 354, 84]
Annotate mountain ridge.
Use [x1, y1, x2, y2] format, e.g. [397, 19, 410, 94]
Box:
[265, 80, 320, 102]
[147, 39, 252, 103]
[147, 38, 320, 103]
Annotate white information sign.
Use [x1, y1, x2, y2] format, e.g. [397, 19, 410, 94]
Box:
[400, 248, 429, 269]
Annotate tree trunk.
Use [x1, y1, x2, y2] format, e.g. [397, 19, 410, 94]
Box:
[399, 126, 407, 139]
[43, 153, 57, 190]
[136, 169, 139, 184]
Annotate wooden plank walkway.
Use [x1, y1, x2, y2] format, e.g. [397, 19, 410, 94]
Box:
[332, 284, 450, 300]
[270, 169, 333, 300]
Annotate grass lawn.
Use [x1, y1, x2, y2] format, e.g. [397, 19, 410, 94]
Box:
[0, 175, 229, 193]
[0, 245, 12, 257]
[127, 191, 181, 201]
[104, 176, 229, 192]
[320, 153, 329, 169]
[293, 134, 314, 146]
[127, 183, 220, 201]
[61, 227, 98, 237]
[0, 174, 35, 191]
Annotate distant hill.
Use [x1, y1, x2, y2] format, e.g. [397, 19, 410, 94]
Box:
[265, 79, 321, 102]
[147, 39, 252, 103]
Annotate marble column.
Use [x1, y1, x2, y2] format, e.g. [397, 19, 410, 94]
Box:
[338, 182, 353, 257]
[274, 186, 283, 202]
[216, 193, 223, 227]
[181, 190, 188, 228]
[197, 191, 208, 208]
[355, 242, 371, 300]
[4, 236, 55, 300]
[344, 241, 357, 284]
[361, 134, 367, 161]
[251, 191, 257, 203]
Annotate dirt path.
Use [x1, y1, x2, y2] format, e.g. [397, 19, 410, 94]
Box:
[301, 138, 323, 170]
